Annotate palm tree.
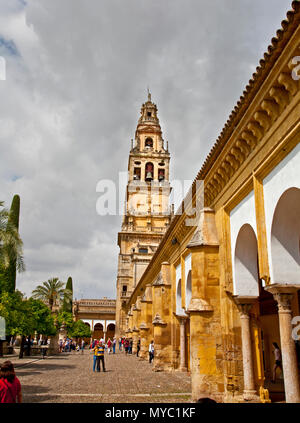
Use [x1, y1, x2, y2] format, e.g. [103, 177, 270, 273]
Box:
[31, 278, 66, 312]
[0, 201, 25, 287]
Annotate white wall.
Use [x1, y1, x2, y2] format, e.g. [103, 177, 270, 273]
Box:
[185, 254, 192, 308]
[263, 144, 300, 284]
[230, 191, 257, 295]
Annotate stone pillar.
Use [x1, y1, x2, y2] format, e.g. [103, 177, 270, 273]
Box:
[187, 208, 223, 402]
[139, 285, 153, 360]
[48, 333, 59, 355]
[176, 315, 188, 371]
[132, 327, 139, 355]
[266, 284, 300, 403]
[234, 296, 258, 401]
[152, 263, 172, 371]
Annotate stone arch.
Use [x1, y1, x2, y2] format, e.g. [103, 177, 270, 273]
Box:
[234, 223, 259, 296]
[93, 323, 104, 340]
[271, 187, 300, 284]
[107, 323, 115, 340]
[176, 278, 184, 315]
[186, 270, 192, 309]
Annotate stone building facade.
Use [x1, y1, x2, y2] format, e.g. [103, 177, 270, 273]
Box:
[121, 2, 300, 403]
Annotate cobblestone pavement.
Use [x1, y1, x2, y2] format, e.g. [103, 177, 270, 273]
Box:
[7, 351, 191, 403]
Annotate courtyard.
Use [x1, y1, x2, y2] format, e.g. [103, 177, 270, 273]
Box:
[10, 351, 191, 403]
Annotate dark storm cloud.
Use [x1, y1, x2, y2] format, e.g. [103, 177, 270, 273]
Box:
[0, 0, 292, 299]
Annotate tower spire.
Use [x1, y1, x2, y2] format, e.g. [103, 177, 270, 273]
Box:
[147, 86, 151, 102]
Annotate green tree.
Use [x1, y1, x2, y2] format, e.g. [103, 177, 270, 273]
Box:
[56, 311, 73, 330]
[69, 320, 91, 339]
[62, 276, 73, 313]
[0, 290, 34, 357]
[0, 291, 57, 358]
[31, 278, 65, 312]
[0, 199, 25, 293]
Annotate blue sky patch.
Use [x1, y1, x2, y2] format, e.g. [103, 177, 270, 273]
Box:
[0, 37, 19, 57]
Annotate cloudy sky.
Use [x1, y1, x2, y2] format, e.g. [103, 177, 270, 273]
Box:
[0, 0, 293, 299]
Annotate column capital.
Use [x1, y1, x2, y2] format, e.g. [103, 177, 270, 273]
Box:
[265, 284, 300, 314]
[152, 313, 167, 326]
[230, 295, 258, 317]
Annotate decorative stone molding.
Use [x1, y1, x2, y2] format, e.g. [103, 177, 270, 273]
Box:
[265, 284, 300, 313]
[187, 208, 219, 248]
[139, 323, 149, 330]
[132, 326, 139, 333]
[153, 272, 163, 286]
[152, 313, 167, 326]
[187, 298, 213, 313]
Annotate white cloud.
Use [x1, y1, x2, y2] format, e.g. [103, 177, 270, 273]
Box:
[0, 0, 293, 299]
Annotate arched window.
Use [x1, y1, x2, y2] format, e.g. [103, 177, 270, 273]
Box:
[145, 137, 153, 148]
[145, 162, 154, 181]
[158, 169, 165, 181]
[133, 167, 141, 180]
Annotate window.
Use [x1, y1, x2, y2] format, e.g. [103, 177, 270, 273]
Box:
[158, 169, 165, 181]
[133, 167, 141, 180]
[145, 162, 154, 181]
[139, 248, 148, 254]
[147, 112, 151, 117]
[122, 285, 127, 292]
[145, 137, 153, 148]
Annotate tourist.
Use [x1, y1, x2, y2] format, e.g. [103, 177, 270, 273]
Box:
[129, 339, 133, 354]
[124, 338, 129, 354]
[93, 341, 106, 372]
[149, 340, 154, 364]
[137, 339, 140, 357]
[41, 338, 48, 359]
[0, 361, 22, 403]
[119, 337, 122, 351]
[121, 337, 124, 352]
[107, 338, 112, 354]
[112, 337, 116, 354]
[81, 339, 85, 354]
[272, 342, 282, 383]
[59, 339, 63, 353]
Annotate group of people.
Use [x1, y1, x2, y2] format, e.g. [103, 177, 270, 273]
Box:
[59, 338, 85, 354]
[117, 337, 154, 363]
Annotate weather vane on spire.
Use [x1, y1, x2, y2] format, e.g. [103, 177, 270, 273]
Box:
[147, 86, 151, 102]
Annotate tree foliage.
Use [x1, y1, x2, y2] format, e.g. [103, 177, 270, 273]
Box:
[31, 278, 65, 311]
[0, 291, 56, 337]
[0, 198, 25, 294]
[62, 276, 73, 313]
[68, 320, 91, 339]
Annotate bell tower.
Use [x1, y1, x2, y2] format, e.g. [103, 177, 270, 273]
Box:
[115, 92, 172, 337]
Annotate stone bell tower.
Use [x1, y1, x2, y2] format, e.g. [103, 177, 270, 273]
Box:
[115, 92, 172, 337]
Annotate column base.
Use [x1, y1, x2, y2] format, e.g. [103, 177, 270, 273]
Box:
[243, 390, 260, 402]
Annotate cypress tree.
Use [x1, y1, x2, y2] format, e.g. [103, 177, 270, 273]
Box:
[63, 276, 73, 313]
[1, 195, 20, 293]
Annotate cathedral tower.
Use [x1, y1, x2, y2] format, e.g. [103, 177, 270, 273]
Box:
[115, 92, 172, 337]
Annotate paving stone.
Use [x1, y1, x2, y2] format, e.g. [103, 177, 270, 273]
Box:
[7, 350, 191, 403]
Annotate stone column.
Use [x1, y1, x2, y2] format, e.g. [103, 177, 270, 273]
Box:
[139, 324, 150, 360]
[132, 327, 139, 355]
[176, 315, 187, 371]
[266, 284, 300, 403]
[152, 263, 172, 372]
[234, 296, 258, 401]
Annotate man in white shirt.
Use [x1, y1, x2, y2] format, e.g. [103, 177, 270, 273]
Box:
[149, 340, 154, 364]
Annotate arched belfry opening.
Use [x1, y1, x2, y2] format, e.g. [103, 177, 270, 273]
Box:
[145, 162, 154, 181]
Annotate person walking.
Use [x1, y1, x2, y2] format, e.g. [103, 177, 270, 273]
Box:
[137, 339, 140, 357]
[0, 361, 22, 403]
[81, 339, 85, 355]
[124, 338, 129, 354]
[272, 342, 283, 383]
[94, 341, 106, 372]
[107, 338, 112, 354]
[41, 338, 48, 359]
[119, 337, 122, 352]
[112, 337, 116, 354]
[149, 340, 154, 364]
